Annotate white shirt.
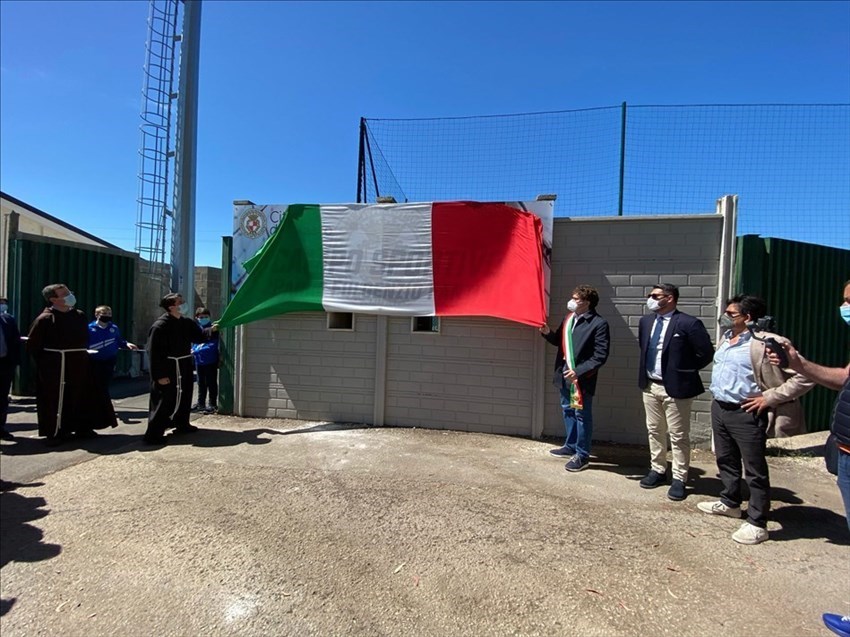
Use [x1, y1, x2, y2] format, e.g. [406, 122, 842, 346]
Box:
[647, 310, 675, 381]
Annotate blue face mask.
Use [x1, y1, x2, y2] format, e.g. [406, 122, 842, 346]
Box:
[198, 317, 211, 327]
[840, 305, 850, 326]
[0, 304, 7, 314]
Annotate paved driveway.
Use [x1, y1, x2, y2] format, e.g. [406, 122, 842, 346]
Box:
[1, 383, 847, 636]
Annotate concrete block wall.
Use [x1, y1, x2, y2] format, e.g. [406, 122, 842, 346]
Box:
[133, 268, 169, 347]
[194, 266, 223, 319]
[242, 314, 376, 422]
[384, 317, 536, 435]
[542, 216, 721, 447]
[237, 214, 724, 447]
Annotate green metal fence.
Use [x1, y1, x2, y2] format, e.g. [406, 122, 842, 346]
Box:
[218, 235, 234, 414]
[7, 232, 137, 395]
[734, 235, 850, 431]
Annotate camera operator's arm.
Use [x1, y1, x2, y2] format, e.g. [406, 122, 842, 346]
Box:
[768, 341, 849, 391]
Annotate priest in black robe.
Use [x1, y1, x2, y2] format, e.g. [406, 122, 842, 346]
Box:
[27, 284, 118, 445]
[145, 293, 213, 444]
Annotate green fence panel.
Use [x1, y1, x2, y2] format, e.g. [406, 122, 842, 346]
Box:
[7, 234, 137, 396]
[218, 236, 234, 414]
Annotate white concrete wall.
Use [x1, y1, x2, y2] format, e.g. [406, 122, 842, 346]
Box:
[238, 213, 723, 447]
[384, 317, 535, 435]
[241, 314, 376, 422]
[542, 216, 721, 447]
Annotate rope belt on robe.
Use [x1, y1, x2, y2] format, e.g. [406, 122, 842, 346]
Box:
[167, 354, 195, 419]
[44, 347, 97, 437]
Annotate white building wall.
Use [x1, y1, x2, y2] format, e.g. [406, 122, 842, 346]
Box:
[241, 314, 376, 422]
[542, 215, 721, 447]
[238, 213, 724, 447]
[384, 317, 535, 435]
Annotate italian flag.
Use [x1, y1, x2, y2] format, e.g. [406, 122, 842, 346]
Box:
[218, 201, 546, 328]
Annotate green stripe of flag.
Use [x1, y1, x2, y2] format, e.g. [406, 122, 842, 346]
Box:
[218, 204, 324, 327]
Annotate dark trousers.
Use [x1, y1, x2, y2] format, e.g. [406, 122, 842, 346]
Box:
[711, 400, 771, 528]
[0, 360, 15, 428]
[90, 358, 115, 392]
[91, 357, 116, 422]
[146, 369, 194, 439]
[196, 363, 218, 408]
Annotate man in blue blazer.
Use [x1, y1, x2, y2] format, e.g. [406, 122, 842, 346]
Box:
[0, 296, 22, 440]
[638, 283, 713, 501]
[541, 285, 610, 472]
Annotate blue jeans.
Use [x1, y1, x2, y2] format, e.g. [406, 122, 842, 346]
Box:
[838, 449, 850, 532]
[558, 386, 593, 460]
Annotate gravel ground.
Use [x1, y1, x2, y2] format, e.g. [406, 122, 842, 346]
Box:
[1, 416, 848, 636]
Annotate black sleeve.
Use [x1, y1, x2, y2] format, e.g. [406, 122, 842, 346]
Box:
[573, 319, 610, 378]
[687, 318, 714, 370]
[148, 322, 170, 380]
[185, 318, 209, 344]
[543, 321, 562, 347]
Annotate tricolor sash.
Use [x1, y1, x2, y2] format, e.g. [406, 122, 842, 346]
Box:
[561, 313, 584, 409]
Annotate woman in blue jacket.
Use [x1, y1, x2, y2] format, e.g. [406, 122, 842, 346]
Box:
[192, 307, 219, 414]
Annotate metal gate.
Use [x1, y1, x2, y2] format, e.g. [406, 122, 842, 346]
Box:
[6, 232, 137, 395]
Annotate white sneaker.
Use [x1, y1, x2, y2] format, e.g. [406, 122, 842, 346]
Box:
[732, 521, 769, 545]
[697, 501, 741, 518]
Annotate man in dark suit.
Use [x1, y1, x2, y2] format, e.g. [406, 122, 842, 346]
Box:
[541, 285, 610, 472]
[638, 283, 713, 501]
[0, 296, 22, 440]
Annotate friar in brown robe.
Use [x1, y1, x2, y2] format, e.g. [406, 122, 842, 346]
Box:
[27, 284, 117, 444]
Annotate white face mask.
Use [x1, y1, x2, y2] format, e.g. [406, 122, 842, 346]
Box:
[646, 298, 661, 312]
[567, 299, 579, 313]
[178, 303, 189, 315]
[63, 292, 77, 308]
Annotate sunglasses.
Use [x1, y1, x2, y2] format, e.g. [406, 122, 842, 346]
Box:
[647, 293, 669, 300]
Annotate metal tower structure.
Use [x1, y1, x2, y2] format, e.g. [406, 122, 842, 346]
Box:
[135, 0, 201, 306]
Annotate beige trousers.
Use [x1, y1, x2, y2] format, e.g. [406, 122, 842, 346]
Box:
[642, 381, 693, 482]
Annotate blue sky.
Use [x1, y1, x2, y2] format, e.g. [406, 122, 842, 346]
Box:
[1, 0, 848, 266]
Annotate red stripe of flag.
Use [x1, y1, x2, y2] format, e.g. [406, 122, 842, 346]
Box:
[431, 201, 546, 326]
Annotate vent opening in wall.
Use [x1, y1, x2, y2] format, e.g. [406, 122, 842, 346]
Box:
[327, 312, 354, 330]
[412, 317, 440, 333]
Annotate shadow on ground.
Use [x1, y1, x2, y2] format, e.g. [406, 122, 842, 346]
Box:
[770, 505, 850, 545]
[141, 427, 285, 450]
[0, 480, 62, 616]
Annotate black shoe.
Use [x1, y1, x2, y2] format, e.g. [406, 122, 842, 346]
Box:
[667, 479, 687, 501]
[639, 470, 667, 489]
[143, 435, 167, 445]
[565, 455, 590, 472]
[191, 403, 203, 412]
[75, 430, 99, 439]
[173, 424, 199, 433]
